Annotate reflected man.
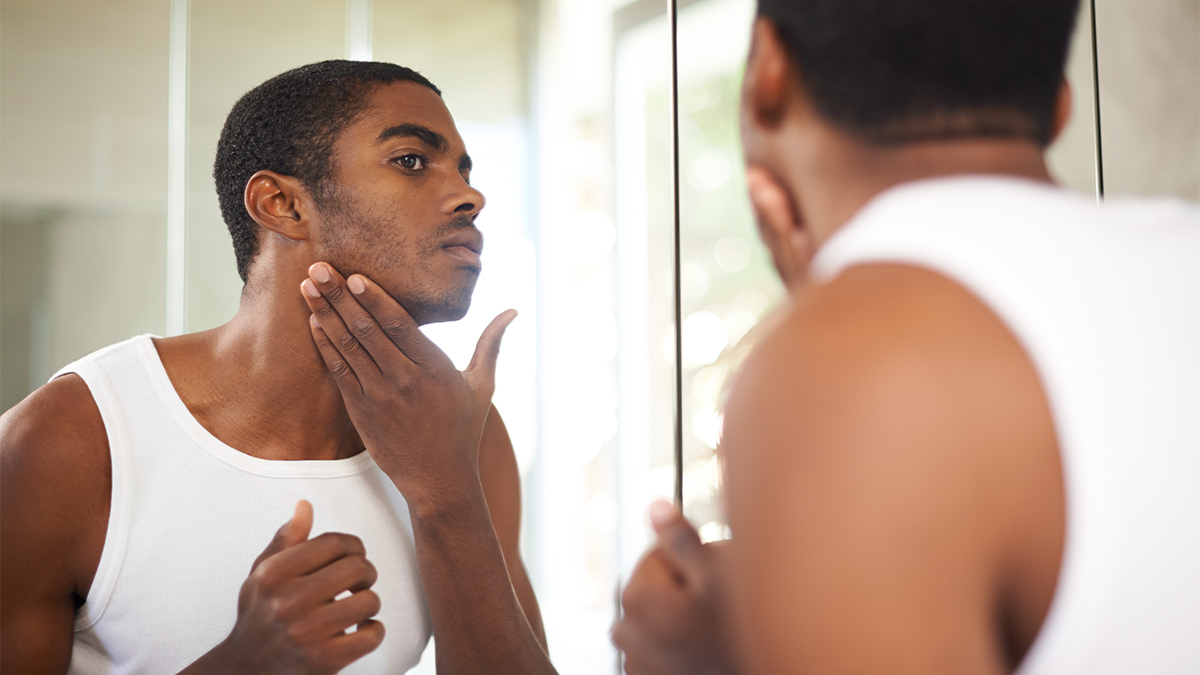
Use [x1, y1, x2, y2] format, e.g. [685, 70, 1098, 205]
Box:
[615, 0, 1199, 673]
[2, 61, 557, 675]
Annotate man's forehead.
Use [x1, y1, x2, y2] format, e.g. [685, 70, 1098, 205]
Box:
[349, 81, 463, 149]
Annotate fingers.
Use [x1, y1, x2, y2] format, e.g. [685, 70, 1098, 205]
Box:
[304, 551, 379, 600]
[296, 588, 383, 641]
[254, 531, 369, 583]
[252, 500, 314, 572]
[290, 596, 386, 670]
[302, 264, 388, 385]
[745, 165, 798, 238]
[326, 619, 386, 665]
[308, 315, 366, 395]
[648, 500, 706, 585]
[326, 268, 444, 368]
[745, 165, 813, 285]
[464, 309, 517, 396]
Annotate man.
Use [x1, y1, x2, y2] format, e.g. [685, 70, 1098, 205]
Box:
[1, 60, 557, 675]
[615, 1, 1199, 673]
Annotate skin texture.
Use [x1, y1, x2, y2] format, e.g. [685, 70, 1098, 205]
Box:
[0, 81, 550, 675]
[614, 17, 1068, 675]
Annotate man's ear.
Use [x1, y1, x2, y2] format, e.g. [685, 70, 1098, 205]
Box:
[1049, 78, 1072, 145]
[744, 17, 792, 130]
[244, 170, 315, 242]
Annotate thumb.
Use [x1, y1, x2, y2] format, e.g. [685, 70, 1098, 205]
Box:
[648, 499, 705, 584]
[251, 500, 313, 572]
[464, 309, 518, 395]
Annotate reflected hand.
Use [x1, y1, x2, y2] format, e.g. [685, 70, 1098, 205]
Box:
[613, 501, 739, 675]
[301, 262, 516, 511]
[745, 165, 813, 289]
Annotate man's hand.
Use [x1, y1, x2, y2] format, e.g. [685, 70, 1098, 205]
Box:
[300, 262, 516, 512]
[613, 501, 739, 675]
[745, 165, 813, 290]
[301, 264, 555, 675]
[189, 500, 384, 675]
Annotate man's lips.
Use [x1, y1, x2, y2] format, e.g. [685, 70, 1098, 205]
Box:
[440, 227, 483, 255]
[440, 228, 483, 268]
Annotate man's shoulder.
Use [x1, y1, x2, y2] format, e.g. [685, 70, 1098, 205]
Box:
[1, 374, 112, 507]
[728, 259, 1058, 494]
[2, 373, 109, 457]
[723, 262, 1064, 667]
[1, 373, 112, 595]
[749, 262, 1014, 385]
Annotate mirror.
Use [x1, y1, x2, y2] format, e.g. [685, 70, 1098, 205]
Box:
[1, 1, 1195, 673]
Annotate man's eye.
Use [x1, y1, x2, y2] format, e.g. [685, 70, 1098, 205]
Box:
[397, 154, 424, 170]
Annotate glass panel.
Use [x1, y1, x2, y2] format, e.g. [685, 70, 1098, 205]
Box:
[673, 0, 777, 539]
[613, 0, 776, 554]
[1, 0, 169, 411]
[614, 0, 675, 582]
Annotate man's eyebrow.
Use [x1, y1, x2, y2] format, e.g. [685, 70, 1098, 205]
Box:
[376, 123, 448, 153]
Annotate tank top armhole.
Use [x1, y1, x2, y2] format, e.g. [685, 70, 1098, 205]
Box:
[57, 360, 133, 632]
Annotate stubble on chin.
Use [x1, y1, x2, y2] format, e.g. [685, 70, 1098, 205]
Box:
[320, 206, 480, 324]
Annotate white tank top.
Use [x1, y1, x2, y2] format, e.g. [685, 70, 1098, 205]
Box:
[812, 176, 1200, 674]
[57, 335, 432, 675]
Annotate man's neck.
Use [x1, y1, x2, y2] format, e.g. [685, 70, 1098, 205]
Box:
[156, 270, 365, 462]
[784, 130, 1054, 249]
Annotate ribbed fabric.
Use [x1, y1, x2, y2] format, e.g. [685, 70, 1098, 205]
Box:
[812, 176, 1200, 673]
[59, 335, 431, 674]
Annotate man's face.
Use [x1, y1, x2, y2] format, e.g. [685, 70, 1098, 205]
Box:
[316, 81, 485, 325]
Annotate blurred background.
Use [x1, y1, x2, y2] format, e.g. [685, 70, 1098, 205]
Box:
[1, 0, 1197, 672]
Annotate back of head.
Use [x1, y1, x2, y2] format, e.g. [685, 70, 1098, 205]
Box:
[757, 0, 1079, 146]
[214, 60, 441, 282]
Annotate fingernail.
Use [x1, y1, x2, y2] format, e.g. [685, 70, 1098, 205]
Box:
[310, 263, 331, 283]
[309, 314, 320, 328]
[347, 276, 365, 294]
[649, 500, 676, 528]
[301, 279, 321, 298]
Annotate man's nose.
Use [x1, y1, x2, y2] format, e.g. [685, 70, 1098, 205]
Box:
[443, 179, 485, 217]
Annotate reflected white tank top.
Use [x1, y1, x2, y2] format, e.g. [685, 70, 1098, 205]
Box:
[812, 176, 1200, 673]
[58, 335, 432, 675]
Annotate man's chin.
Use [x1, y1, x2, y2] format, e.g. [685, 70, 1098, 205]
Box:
[410, 301, 471, 326]
[399, 289, 475, 326]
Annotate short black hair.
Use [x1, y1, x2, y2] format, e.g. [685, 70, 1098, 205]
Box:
[214, 60, 441, 282]
[757, 0, 1079, 146]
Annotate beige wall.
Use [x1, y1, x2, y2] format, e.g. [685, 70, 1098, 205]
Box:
[1, 0, 169, 409]
[1097, 0, 1200, 199]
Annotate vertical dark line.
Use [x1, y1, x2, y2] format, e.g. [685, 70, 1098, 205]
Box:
[1089, 0, 1105, 199]
[668, 0, 684, 510]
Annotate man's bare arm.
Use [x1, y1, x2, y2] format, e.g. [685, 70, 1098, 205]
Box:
[302, 263, 555, 675]
[1, 378, 386, 675]
[479, 405, 548, 650]
[722, 264, 1064, 674]
[1, 375, 110, 675]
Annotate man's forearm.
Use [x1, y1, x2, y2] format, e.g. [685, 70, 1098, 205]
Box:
[410, 493, 557, 675]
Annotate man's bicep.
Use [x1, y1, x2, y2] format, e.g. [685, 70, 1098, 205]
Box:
[721, 309, 1006, 675]
[1, 472, 77, 675]
[1, 380, 108, 674]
